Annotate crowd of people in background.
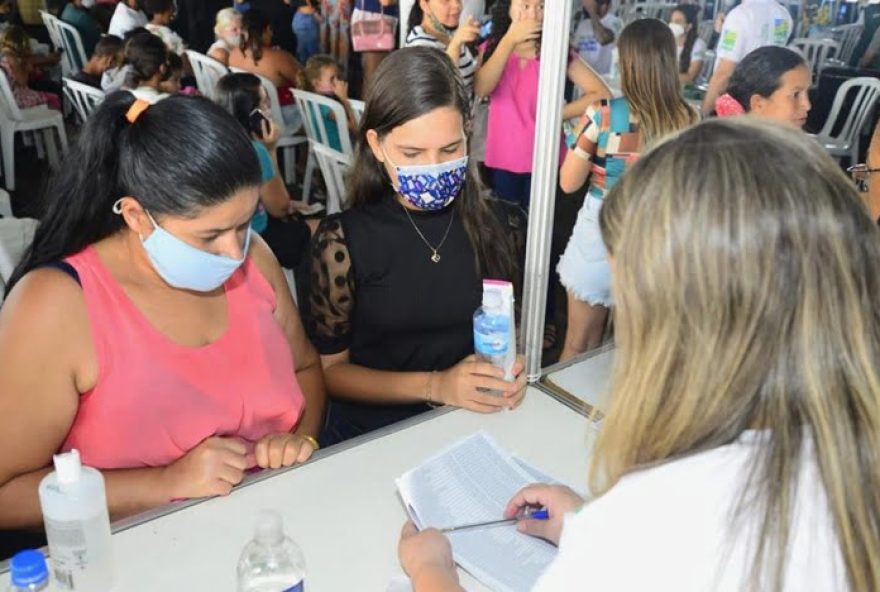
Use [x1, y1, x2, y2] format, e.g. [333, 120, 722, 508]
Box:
[1, 0, 880, 588]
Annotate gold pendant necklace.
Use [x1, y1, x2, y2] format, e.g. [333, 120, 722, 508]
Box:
[402, 205, 455, 264]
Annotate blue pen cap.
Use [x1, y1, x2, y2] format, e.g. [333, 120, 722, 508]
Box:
[10, 550, 49, 587]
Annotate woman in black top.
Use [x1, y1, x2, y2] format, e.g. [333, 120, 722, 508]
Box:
[308, 46, 528, 445]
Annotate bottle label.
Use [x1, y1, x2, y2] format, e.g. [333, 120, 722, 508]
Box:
[474, 328, 508, 356]
[44, 514, 112, 591]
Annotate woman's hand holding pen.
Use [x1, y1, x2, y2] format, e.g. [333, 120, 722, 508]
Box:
[504, 484, 585, 546]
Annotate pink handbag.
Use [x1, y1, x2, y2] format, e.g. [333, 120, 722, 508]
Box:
[350, 0, 397, 52]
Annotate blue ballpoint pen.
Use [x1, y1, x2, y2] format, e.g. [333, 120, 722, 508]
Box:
[440, 509, 550, 533]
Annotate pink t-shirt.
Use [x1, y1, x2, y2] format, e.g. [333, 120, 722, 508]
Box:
[484, 52, 566, 174]
[61, 247, 305, 470]
[485, 53, 541, 174]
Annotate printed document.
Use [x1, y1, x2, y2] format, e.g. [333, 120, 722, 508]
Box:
[396, 432, 558, 592]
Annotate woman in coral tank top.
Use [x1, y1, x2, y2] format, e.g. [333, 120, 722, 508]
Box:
[0, 93, 326, 533]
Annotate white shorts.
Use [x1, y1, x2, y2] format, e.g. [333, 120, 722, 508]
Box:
[557, 193, 612, 307]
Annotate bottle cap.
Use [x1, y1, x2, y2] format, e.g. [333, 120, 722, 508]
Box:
[53, 449, 82, 485]
[255, 510, 284, 545]
[10, 549, 49, 587]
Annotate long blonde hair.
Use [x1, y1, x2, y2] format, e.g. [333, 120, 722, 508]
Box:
[618, 18, 697, 146]
[595, 117, 880, 591]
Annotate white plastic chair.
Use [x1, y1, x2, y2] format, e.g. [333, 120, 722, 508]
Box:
[0, 71, 68, 191]
[294, 89, 355, 208]
[186, 50, 228, 100]
[814, 77, 880, 166]
[293, 89, 354, 154]
[788, 38, 840, 79]
[39, 11, 64, 57]
[228, 68, 313, 191]
[63, 77, 104, 123]
[349, 98, 365, 125]
[310, 142, 351, 215]
[830, 23, 863, 66]
[53, 18, 88, 77]
[0, 214, 39, 306]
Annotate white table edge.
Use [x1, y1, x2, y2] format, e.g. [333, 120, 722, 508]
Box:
[0, 370, 606, 574]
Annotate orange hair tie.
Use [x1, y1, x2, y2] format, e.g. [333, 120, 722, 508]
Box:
[125, 99, 151, 124]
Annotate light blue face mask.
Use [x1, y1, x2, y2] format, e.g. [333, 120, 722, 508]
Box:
[141, 210, 250, 292]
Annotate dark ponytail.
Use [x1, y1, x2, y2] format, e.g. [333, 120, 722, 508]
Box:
[727, 46, 807, 112]
[7, 93, 261, 294]
[407, 2, 423, 36]
[215, 72, 263, 129]
[124, 31, 169, 87]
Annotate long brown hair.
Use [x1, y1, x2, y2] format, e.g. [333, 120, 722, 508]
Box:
[597, 117, 880, 591]
[347, 46, 519, 285]
[240, 9, 268, 64]
[618, 18, 697, 146]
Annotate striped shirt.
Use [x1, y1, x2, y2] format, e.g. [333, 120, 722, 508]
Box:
[405, 25, 476, 95]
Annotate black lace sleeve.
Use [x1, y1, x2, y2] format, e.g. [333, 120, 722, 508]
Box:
[306, 214, 355, 355]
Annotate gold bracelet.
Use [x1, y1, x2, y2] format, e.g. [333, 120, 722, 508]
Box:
[301, 435, 320, 451]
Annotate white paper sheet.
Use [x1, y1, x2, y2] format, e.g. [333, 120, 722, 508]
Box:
[396, 432, 558, 592]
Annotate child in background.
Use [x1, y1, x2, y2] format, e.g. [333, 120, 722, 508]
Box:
[72, 34, 123, 88]
[159, 50, 183, 94]
[102, 27, 147, 93]
[123, 30, 172, 102]
[292, 0, 322, 64]
[297, 54, 355, 151]
[144, 0, 186, 56]
[0, 26, 61, 110]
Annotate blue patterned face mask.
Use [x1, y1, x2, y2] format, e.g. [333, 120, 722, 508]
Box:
[382, 146, 469, 211]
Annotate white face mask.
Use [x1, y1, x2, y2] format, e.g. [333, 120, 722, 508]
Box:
[668, 22, 685, 38]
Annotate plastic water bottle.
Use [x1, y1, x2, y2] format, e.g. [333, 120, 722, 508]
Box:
[7, 550, 49, 591]
[38, 450, 114, 591]
[473, 280, 516, 393]
[237, 511, 305, 592]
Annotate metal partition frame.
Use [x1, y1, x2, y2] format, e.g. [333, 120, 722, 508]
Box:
[537, 342, 615, 421]
[522, 0, 573, 381]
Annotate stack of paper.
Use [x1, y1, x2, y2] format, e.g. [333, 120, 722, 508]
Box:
[396, 432, 559, 592]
